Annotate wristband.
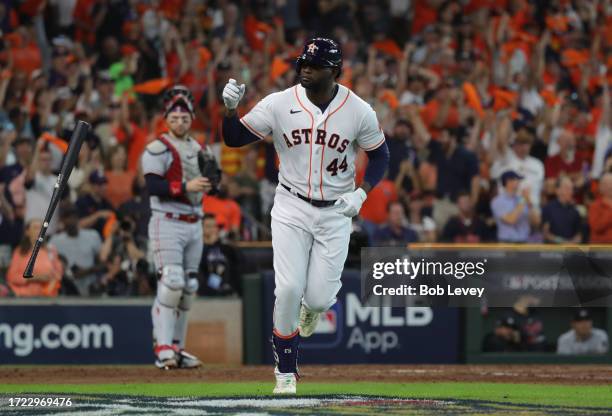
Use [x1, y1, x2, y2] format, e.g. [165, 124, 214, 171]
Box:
[169, 180, 183, 196]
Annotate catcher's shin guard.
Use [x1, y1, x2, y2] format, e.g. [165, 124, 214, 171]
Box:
[152, 265, 185, 348]
[173, 276, 199, 349]
[272, 329, 300, 375]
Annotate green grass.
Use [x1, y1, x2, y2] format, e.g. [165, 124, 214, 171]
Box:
[0, 382, 610, 408]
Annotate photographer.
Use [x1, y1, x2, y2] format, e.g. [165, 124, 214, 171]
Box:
[98, 215, 152, 296]
[198, 214, 242, 296]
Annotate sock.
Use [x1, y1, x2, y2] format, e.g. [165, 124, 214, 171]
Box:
[272, 329, 300, 374]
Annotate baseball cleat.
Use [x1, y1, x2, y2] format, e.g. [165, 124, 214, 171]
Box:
[273, 370, 297, 394]
[155, 345, 178, 370]
[176, 349, 202, 369]
[155, 357, 178, 370]
[298, 304, 321, 337]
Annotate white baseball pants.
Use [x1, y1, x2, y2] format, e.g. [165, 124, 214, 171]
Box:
[271, 184, 351, 336]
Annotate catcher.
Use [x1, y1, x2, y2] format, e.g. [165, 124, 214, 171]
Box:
[142, 85, 221, 369]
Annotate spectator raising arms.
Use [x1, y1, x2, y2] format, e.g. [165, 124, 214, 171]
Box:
[25, 141, 60, 234]
[6, 218, 63, 297]
[0, 0, 611, 280]
[491, 129, 544, 209]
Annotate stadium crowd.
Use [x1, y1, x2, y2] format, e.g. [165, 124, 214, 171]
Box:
[0, 0, 611, 298]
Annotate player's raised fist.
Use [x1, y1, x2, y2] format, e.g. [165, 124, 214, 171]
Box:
[222, 78, 245, 110]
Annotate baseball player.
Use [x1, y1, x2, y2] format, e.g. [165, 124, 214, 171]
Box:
[222, 38, 389, 393]
[142, 85, 213, 369]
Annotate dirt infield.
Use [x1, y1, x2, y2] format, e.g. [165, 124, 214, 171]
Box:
[2, 364, 611, 386]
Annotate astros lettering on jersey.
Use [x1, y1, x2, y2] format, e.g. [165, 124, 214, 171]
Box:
[240, 83, 385, 200]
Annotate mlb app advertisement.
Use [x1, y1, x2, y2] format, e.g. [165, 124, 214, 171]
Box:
[262, 271, 461, 364]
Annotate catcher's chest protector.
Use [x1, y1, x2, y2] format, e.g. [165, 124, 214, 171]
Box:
[158, 134, 204, 206]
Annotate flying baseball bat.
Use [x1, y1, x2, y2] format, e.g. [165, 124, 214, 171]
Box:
[23, 120, 91, 278]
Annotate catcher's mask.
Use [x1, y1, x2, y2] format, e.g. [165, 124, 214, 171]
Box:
[163, 85, 195, 118]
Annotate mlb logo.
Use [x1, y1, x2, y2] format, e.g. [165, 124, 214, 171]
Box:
[313, 309, 337, 334]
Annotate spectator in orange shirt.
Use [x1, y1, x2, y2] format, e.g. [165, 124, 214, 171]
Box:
[360, 177, 398, 226]
[105, 144, 136, 208]
[202, 175, 241, 239]
[419, 81, 461, 138]
[588, 173, 612, 243]
[6, 218, 63, 297]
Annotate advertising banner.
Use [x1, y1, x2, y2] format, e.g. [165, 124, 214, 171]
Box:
[262, 270, 461, 364]
[0, 304, 152, 364]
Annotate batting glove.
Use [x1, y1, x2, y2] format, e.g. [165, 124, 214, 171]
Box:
[335, 188, 367, 218]
[222, 78, 245, 110]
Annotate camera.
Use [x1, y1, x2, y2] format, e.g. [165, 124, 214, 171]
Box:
[120, 219, 134, 232]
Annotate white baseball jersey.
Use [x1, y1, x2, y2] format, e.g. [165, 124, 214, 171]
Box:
[240, 84, 385, 200]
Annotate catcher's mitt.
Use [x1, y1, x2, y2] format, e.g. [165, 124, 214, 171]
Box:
[198, 148, 222, 195]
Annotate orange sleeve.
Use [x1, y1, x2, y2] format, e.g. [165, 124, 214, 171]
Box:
[6, 251, 26, 288]
[420, 100, 442, 129]
[389, 181, 398, 201]
[463, 82, 485, 119]
[114, 126, 127, 143]
[127, 126, 148, 173]
[230, 201, 241, 231]
[447, 107, 460, 127]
